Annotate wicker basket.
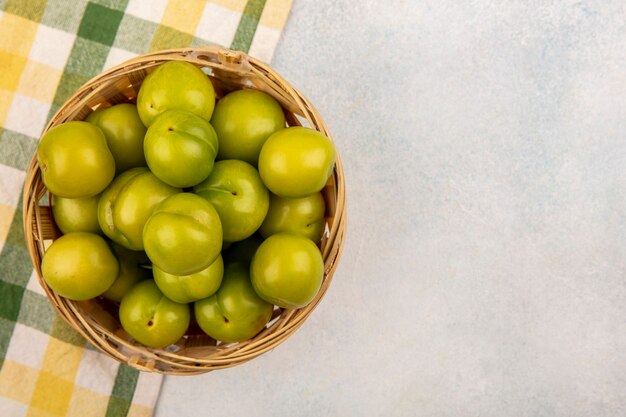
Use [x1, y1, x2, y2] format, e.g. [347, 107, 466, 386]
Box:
[22, 47, 346, 375]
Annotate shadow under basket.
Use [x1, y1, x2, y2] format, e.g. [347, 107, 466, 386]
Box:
[22, 47, 346, 375]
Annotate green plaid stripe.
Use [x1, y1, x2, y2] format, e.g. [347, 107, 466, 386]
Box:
[4, 0, 47, 22]
[231, 0, 267, 52]
[78, 3, 125, 45]
[106, 365, 140, 417]
[41, 0, 88, 32]
[151, 24, 193, 51]
[17, 290, 56, 334]
[114, 13, 155, 53]
[0, 197, 31, 288]
[0, 189, 30, 372]
[0, 129, 38, 171]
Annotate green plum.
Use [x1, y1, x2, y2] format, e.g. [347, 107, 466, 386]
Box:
[211, 89, 285, 165]
[259, 192, 326, 242]
[87, 103, 147, 173]
[222, 234, 264, 265]
[41, 233, 118, 300]
[251, 233, 324, 309]
[194, 262, 273, 343]
[98, 168, 181, 250]
[153, 255, 223, 303]
[144, 110, 219, 187]
[38, 121, 115, 198]
[52, 194, 101, 234]
[102, 244, 151, 302]
[194, 160, 269, 242]
[143, 193, 222, 275]
[119, 280, 190, 348]
[258, 127, 336, 198]
[137, 61, 216, 127]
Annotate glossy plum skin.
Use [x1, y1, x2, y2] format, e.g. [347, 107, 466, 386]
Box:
[211, 89, 285, 165]
[87, 103, 147, 173]
[97, 167, 181, 251]
[259, 192, 326, 242]
[143, 193, 223, 276]
[250, 233, 324, 309]
[193, 160, 269, 242]
[258, 126, 336, 198]
[194, 262, 273, 343]
[137, 61, 216, 127]
[144, 110, 219, 187]
[41, 233, 119, 301]
[119, 280, 190, 348]
[38, 121, 115, 198]
[52, 195, 101, 234]
[153, 255, 224, 304]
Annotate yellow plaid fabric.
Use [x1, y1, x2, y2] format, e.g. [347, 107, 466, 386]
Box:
[0, 1, 292, 416]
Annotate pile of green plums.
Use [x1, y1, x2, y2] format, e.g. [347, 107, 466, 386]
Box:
[38, 61, 336, 348]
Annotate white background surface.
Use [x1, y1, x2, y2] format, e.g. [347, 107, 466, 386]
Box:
[156, 1, 626, 416]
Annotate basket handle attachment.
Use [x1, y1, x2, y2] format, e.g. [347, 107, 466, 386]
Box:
[217, 49, 251, 73]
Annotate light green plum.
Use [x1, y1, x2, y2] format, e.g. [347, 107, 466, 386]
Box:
[102, 244, 151, 302]
[194, 262, 273, 343]
[52, 194, 101, 234]
[38, 121, 115, 198]
[143, 193, 222, 275]
[193, 160, 269, 242]
[137, 61, 216, 127]
[144, 110, 219, 187]
[41, 233, 118, 300]
[258, 127, 336, 198]
[119, 280, 190, 348]
[211, 89, 285, 165]
[153, 255, 223, 303]
[97, 168, 181, 250]
[259, 192, 326, 242]
[86, 103, 147, 173]
[251, 233, 324, 309]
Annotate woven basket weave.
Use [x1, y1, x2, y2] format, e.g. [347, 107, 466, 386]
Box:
[22, 47, 346, 375]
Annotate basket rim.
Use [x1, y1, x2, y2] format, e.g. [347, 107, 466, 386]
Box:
[22, 46, 347, 375]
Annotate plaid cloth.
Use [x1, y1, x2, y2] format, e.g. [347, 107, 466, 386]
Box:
[0, 0, 292, 416]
